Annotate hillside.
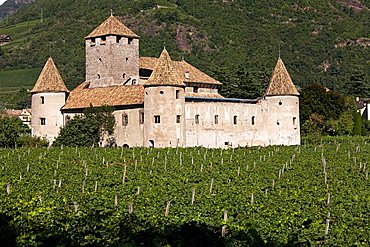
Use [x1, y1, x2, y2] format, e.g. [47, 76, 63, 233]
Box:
[0, 0, 35, 19]
[0, 0, 369, 109]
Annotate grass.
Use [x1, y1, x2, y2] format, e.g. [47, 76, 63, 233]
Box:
[0, 68, 41, 88]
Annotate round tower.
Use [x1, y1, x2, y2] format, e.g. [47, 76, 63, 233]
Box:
[31, 57, 69, 143]
[143, 48, 186, 148]
[263, 58, 300, 145]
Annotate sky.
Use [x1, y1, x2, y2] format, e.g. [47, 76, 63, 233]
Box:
[0, 0, 6, 5]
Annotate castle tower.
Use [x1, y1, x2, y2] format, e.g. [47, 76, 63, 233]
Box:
[85, 15, 140, 88]
[31, 57, 69, 143]
[143, 48, 186, 148]
[264, 58, 300, 145]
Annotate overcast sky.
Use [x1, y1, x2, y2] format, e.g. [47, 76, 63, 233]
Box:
[0, 0, 7, 5]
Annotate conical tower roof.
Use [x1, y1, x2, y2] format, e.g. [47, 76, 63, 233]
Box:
[31, 57, 69, 93]
[144, 48, 185, 87]
[265, 58, 299, 96]
[85, 15, 139, 39]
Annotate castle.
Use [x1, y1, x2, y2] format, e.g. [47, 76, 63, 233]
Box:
[31, 15, 300, 148]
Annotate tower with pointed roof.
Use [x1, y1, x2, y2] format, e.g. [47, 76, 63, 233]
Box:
[143, 48, 186, 147]
[85, 15, 140, 88]
[31, 57, 69, 143]
[262, 58, 300, 145]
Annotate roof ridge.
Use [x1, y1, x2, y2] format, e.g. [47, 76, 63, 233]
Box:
[85, 15, 139, 39]
[264, 58, 299, 96]
[31, 57, 69, 93]
[144, 48, 185, 86]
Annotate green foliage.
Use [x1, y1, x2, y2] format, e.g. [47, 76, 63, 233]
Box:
[300, 83, 361, 136]
[0, 0, 369, 99]
[17, 135, 49, 147]
[0, 138, 370, 245]
[53, 106, 115, 147]
[0, 116, 29, 148]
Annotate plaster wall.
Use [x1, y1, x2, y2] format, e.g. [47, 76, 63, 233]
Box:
[31, 92, 66, 143]
[185, 96, 300, 148]
[143, 86, 186, 148]
[114, 108, 144, 147]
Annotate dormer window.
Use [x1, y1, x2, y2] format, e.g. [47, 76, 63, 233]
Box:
[184, 71, 190, 79]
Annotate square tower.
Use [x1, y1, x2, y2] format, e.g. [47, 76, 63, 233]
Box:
[85, 15, 140, 88]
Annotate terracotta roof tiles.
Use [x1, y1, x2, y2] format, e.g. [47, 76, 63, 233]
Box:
[85, 15, 139, 39]
[63, 82, 144, 110]
[31, 57, 69, 93]
[265, 58, 299, 96]
[144, 48, 185, 87]
[140, 57, 221, 85]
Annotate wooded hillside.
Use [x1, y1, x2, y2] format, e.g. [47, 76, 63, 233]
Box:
[0, 0, 369, 101]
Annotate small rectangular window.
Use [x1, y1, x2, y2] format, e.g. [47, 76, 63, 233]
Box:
[139, 111, 144, 124]
[176, 90, 180, 99]
[40, 118, 46, 126]
[195, 114, 200, 124]
[154, 115, 161, 124]
[251, 116, 255, 126]
[214, 115, 219, 124]
[40, 96, 45, 104]
[194, 87, 199, 93]
[128, 38, 133, 44]
[122, 113, 128, 126]
[176, 115, 181, 123]
[293, 117, 297, 125]
[233, 116, 238, 125]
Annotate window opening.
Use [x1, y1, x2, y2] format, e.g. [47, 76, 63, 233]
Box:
[139, 111, 144, 124]
[214, 115, 219, 124]
[40, 118, 46, 126]
[176, 90, 180, 99]
[116, 36, 122, 43]
[279, 101, 282, 105]
[40, 96, 45, 104]
[160, 91, 164, 95]
[122, 113, 128, 126]
[293, 117, 297, 125]
[252, 116, 255, 125]
[97, 74, 100, 79]
[194, 87, 199, 93]
[154, 115, 161, 124]
[233, 116, 238, 125]
[128, 38, 133, 44]
[176, 115, 181, 123]
[195, 114, 200, 124]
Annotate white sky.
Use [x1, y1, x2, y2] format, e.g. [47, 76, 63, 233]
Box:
[0, 0, 7, 5]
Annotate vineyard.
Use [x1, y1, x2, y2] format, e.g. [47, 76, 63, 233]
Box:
[0, 137, 369, 246]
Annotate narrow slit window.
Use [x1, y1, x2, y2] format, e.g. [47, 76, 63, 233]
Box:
[176, 90, 180, 99]
[154, 115, 161, 124]
[176, 115, 181, 123]
[251, 116, 255, 126]
[214, 115, 219, 124]
[122, 113, 128, 126]
[293, 117, 297, 125]
[195, 114, 200, 124]
[233, 116, 238, 125]
[40, 96, 45, 104]
[139, 111, 144, 124]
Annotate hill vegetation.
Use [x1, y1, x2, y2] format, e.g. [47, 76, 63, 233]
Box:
[0, 0, 369, 105]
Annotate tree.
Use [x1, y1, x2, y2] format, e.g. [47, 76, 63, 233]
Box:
[53, 106, 115, 147]
[0, 116, 30, 148]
